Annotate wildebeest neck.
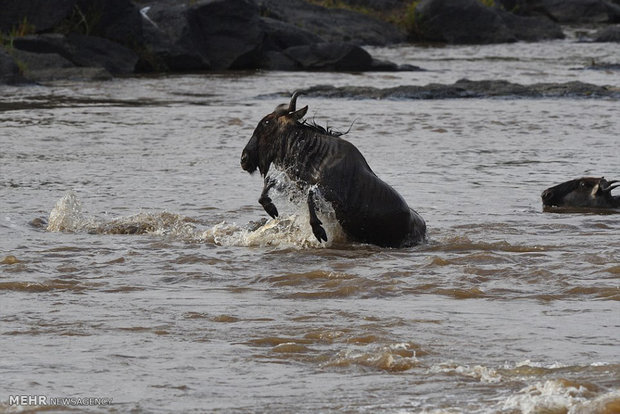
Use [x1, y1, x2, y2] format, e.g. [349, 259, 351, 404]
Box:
[271, 122, 352, 184]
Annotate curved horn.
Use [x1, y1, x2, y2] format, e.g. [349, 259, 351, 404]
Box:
[288, 91, 303, 112]
[601, 180, 619, 192]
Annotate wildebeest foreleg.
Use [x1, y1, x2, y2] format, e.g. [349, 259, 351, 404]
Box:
[307, 190, 328, 242]
[259, 177, 279, 218]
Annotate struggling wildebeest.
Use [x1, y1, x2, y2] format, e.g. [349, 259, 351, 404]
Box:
[541, 177, 620, 209]
[240, 92, 426, 247]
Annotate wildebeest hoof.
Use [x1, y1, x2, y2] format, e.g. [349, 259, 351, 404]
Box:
[311, 221, 328, 243]
[264, 203, 279, 219]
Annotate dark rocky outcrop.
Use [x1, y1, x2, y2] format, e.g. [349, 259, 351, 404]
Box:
[138, 0, 409, 72]
[6, 0, 616, 81]
[540, 0, 620, 23]
[73, 0, 143, 46]
[294, 79, 619, 99]
[0, 49, 24, 84]
[497, 9, 565, 41]
[13, 33, 138, 74]
[258, 0, 406, 45]
[139, 0, 271, 71]
[593, 24, 620, 41]
[411, 0, 564, 44]
[0, 0, 77, 33]
[11, 49, 112, 82]
[285, 42, 371, 71]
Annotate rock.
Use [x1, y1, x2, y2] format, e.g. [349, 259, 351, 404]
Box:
[593, 24, 620, 41]
[540, 0, 620, 23]
[0, 0, 77, 33]
[188, 0, 264, 70]
[138, 0, 263, 71]
[497, 10, 565, 41]
[335, 0, 408, 10]
[137, 3, 210, 72]
[65, 33, 138, 74]
[284, 42, 374, 71]
[260, 17, 323, 51]
[413, 0, 517, 43]
[12, 33, 138, 74]
[411, 0, 564, 43]
[260, 51, 299, 71]
[295, 79, 618, 99]
[10, 49, 74, 71]
[74, 0, 143, 45]
[0, 48, 24, 84]
[9, 45, 112, 82]
[258, 0, 406, 45]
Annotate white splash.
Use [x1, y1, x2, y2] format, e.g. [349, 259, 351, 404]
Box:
[46, 190, 344, 249]
[429, 362, 502, 383]
[501, 379, 596, 414]
[47, 190, 96, 232]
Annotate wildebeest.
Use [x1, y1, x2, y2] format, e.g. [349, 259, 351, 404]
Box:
[240, 92, 426, 247]
[541, 177, 620, 209]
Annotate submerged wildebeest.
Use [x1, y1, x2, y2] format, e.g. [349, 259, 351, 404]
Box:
[240, 92, 426, 247]
[541, 177, 620, 209]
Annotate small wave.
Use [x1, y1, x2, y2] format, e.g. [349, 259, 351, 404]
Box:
[429, 235, 550, 253]
[0, 279, 100, 293]
[429, 362, 501, 383]
[323, 342, 420, 372]
[500, 379, 616, 414]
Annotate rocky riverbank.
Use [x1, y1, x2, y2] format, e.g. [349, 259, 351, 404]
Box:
[290, 79, 620, 99]
[1, 0, 620, 84]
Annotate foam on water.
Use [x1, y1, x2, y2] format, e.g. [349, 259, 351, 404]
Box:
[46, 190, 345, 248]
[500, 379, 620, 414]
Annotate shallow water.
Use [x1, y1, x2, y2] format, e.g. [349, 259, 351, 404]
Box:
[1, 38, 619, 413]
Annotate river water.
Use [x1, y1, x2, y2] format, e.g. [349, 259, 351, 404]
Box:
[1, 35, 619, 413]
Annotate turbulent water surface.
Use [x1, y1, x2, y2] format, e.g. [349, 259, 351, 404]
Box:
[1, 37, 619, 413]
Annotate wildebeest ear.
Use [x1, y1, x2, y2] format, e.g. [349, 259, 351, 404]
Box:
[290, 105, 308, 121]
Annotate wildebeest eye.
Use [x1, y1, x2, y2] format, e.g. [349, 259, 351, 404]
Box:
[264, 120, 270, 125]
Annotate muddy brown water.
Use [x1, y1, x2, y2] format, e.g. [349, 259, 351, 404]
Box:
[1, 36, 619, 413]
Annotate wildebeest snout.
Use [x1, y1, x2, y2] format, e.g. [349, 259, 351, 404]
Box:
[541, 188, 554, 204]
[240, 147, 258, 173]
[241, 151, 250, 168]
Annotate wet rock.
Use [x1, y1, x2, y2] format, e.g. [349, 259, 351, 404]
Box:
[295, 79, 618, 99]
[412, 0, 516, 44]
[4, 49, 110, 82]
[0, 49, 24, 84]
[189, 0, 264, 70]
[0, 0, 77, 33]
[497, 10, 565, 41]
[260, 51, 299, 71]
[12, 33, 138, 74]
[593, 24, 620, 41]
[334, 0, 408, 10]
[411, 0, 564, 44]
[138, 0, 263, 71]
[284, 42, 373, 71]
[280, 42, 419, 72]
[258, 0, 406, 45]
[74, 0, 143, 46]
[137, 3, 210, 72]
[260, 17, 323, 51]
[540, 0, 620, 23]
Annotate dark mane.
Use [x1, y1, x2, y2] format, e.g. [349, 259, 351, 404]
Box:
[300, 119, 349, 137]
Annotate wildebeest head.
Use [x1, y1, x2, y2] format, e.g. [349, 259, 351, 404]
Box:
[241, 92, 308, 176]
[541, 177, 619, 208]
